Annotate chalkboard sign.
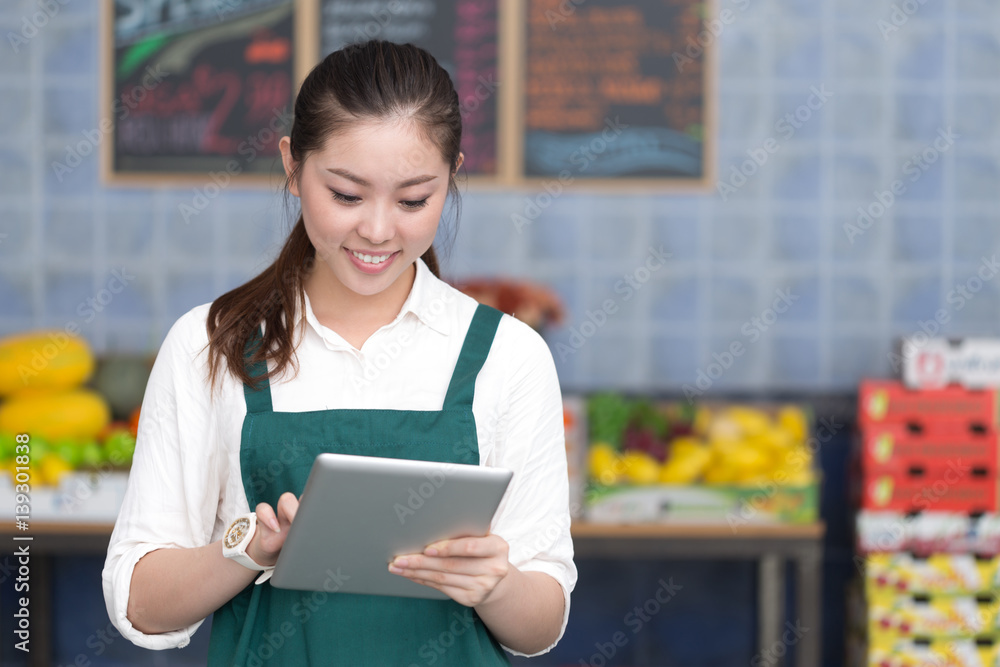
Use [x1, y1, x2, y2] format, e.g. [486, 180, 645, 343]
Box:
[103, 0, 713, 188]
[522, 0, 713, 186]
[319, 0, 500, 177]
[102, 0, 314, 184]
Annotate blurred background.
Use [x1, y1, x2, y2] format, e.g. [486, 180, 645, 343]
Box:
[1, 0, 999, 665]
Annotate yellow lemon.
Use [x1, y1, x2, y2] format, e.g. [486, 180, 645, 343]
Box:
[669, 437, 704, 457]
[39, 454, 72, 487]
[588, 443, 624, 485]
[703, 465, 739, 485]
[759, 428, 794, 452]
[724, 406, 772, 437]
[722, 445, 770, 472]
[782, 468, 816, 487]
[622, 451, 661, 485]
[692, 406, 713, 435]
[660, 447, 710, 484]
[777, 405, 809, 442]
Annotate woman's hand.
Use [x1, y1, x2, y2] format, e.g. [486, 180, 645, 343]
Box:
[388, 534, 511, 607]
[246, 492, 299, 567]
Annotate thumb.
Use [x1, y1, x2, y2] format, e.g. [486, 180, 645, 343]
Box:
[255, 502, 281, 533]
[276, 492, 299, 529]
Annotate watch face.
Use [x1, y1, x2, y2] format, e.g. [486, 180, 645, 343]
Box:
[225, 517, 252, 549]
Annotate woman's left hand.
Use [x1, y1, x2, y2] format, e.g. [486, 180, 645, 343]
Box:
[389, 534, 510, 607]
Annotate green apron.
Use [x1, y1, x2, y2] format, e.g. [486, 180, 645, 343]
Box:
[207, 304, 510, 667]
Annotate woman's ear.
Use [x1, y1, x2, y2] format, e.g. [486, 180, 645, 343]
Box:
[453, 152, 465, 175]
[279, 136, 300, 197]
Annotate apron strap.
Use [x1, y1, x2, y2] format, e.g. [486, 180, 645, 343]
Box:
[242, 325, 274, 414]
[443, 304, 503, 410]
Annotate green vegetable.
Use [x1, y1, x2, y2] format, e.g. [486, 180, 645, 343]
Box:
[629, 400, 669, 439]
[54, 439, 84, 468]
[0, 432, 14, 461]
[104, 430, 136, 467]
[80, 441, 104, 468]
[587, 393, 632, 449]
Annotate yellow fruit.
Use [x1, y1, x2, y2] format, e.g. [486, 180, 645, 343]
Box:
[660, 447, 711, 484]
[703, 465, 739, 485]
[0, 389, 111, 441]
[777, 405, 809, 442]
[670, 436, 703, 453]
[781, 469, 815, 486]
[622, 451, 661, 485]
[38, 453, 72, 487]
[0, 331, 94, 397]
[721, 444, 771, 471]
[708, 416, 742, 442]
[724, 406, 772, 437]
[588, 443, 624, 485]
[758, 429, 794, 452]
[692, 406, 713, 436]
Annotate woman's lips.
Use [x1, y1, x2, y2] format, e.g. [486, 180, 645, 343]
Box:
[345, 248, 398, 274]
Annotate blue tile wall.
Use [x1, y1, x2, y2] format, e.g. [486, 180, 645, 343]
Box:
[2, 1, 999, 393]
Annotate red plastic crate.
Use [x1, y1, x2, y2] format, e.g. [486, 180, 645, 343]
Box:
[860, 422, 999, 472]
[858, 380, 999, 429]
[861, 466, 997, 512]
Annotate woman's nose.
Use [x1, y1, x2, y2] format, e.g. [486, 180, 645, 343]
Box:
[356, 203, 395, 245]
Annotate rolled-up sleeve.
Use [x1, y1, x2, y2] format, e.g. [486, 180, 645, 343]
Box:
[102, 307, 224, 649]
[487, 318, 577, 657]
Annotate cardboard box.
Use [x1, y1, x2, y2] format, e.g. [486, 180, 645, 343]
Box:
[861, 469, 997, 513]
[866, 636, 999, 666]
[861, 422, 998, 472]
[868, 594, 999, 640]
[864, 553, 999, 599]
[901, 338, 1000, 390]
[858, 380, 999, 430]
[584, 480, 818, 526]
[856, 511, 1000, 556]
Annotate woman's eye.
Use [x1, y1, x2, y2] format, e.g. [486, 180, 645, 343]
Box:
[400, 199, 429, 210]
[331, 191, 361, 204]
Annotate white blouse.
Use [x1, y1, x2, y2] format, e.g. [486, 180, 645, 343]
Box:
[101, 259, 577, 656]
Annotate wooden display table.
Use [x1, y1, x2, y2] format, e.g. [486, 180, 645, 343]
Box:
[572, 521, 825, 667]
[2, 521, 824, 667]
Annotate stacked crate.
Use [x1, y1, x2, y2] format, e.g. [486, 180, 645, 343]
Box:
[852, 379, 1000, 665]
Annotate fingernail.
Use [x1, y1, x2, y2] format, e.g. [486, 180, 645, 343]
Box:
[424, 547, 438, 556]
[393, 557, 408, 568]
[269, 519, 280, 532]
[388, 564, 402, 574]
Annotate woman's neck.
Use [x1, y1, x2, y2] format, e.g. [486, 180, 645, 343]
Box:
[303, 262, 416, 348]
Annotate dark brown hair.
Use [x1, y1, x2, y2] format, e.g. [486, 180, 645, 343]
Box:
[206, 40, 463, 389]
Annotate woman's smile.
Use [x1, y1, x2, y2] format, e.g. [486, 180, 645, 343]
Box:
[346, 248, 399, 274]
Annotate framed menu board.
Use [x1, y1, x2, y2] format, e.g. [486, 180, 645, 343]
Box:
[101, 0, 316, 184]
[520, 0, 714, 186]
[318, 0, 500, 178]
[102, 0, 714, 189]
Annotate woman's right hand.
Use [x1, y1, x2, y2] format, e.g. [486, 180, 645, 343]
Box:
[246, 492, 299, 567]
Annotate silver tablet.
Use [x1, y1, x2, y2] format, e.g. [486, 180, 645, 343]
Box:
[269, 452, 513, 599]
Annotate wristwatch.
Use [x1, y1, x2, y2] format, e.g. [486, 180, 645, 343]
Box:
[223, 513, 275, 584]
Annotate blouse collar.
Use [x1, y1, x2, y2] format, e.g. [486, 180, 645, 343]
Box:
[298, 257, 453, 344]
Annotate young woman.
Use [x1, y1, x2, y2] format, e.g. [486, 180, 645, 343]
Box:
[102, 40, 575, 665]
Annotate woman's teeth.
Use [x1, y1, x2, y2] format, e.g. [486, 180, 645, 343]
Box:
[352, 250, 392, 264]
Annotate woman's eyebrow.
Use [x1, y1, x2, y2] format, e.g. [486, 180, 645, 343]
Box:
[326, 168, 438, 189]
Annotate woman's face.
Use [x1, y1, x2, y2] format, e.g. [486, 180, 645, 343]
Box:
[281, 119, 457, 300]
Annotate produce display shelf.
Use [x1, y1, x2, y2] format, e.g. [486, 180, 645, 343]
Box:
[0, 520, 825, 667]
